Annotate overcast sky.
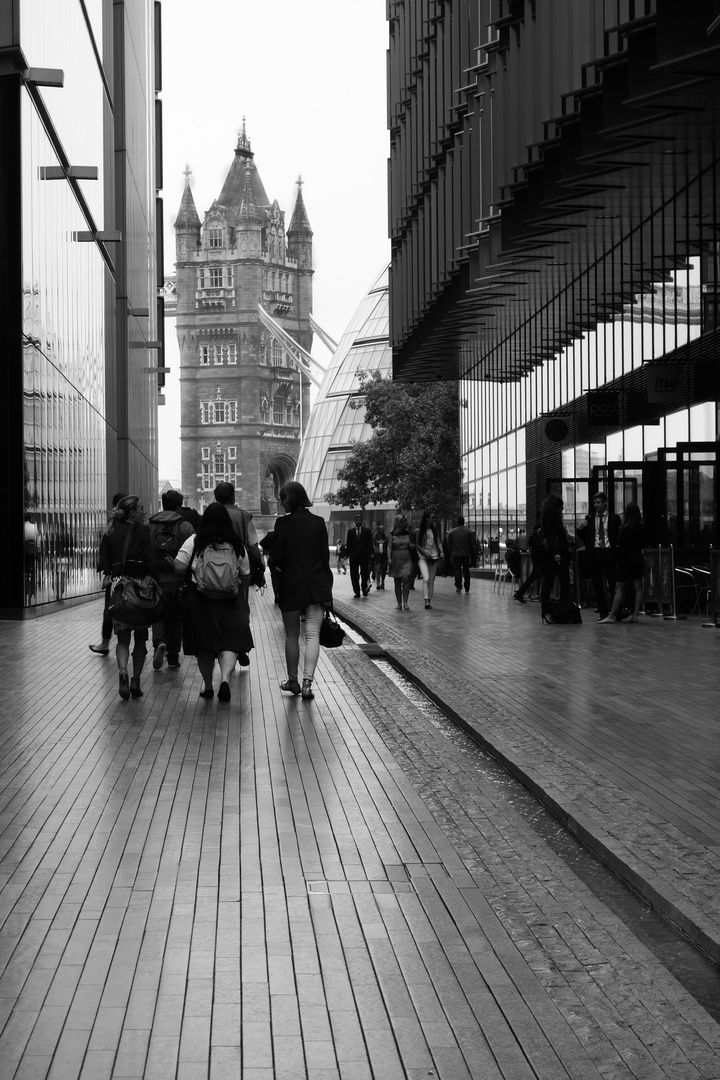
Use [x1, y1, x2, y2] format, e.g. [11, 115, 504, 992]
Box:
[159, 0, 390, 478]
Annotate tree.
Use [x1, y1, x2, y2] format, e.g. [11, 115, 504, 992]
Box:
[330, 372, 462, 520]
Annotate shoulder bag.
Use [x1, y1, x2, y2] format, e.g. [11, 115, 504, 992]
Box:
[109, 528, 168, 627]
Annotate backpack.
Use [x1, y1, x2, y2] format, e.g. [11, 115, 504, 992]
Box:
[193, 542, 240, 599]
[151, 521, 183, 572]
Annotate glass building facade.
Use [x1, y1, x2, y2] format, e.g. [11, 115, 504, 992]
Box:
[388, 1, 720, 561]
[0, 0, 162, 617]
[295, 267, 396, 542]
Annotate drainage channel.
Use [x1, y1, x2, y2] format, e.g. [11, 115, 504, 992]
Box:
[337, 620, 720, 1024]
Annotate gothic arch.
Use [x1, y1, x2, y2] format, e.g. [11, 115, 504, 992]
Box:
[261, 454, 296, 516]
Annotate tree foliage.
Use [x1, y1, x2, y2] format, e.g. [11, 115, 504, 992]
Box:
[330, 372, 461, 520]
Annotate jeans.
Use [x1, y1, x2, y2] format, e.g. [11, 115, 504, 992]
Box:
[152, 580, 184, 658]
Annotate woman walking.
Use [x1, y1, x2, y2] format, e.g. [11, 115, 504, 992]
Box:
[99, 495, 153, 700]
[599, 502, 646, 623]
[173, 503, 251, 701]
[387, 513, 415, 611]
[415, 510, 443, 609]
[272, 482, 333, 701]
[538, 494, 571, 624]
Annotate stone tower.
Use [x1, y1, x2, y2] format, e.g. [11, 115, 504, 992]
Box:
[174, 125, 313, 525]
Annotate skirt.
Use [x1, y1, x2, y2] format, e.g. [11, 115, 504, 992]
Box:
[181, 585, 253, 656]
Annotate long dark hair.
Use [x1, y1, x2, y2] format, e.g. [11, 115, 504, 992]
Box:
[621, 502, 643, 531]
[540, 493, 564, 533]
[192, 503, 245, 559]
[418, 510, 441, 549]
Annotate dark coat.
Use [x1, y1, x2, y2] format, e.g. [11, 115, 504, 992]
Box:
[99, 522, 153, 578]
[271, 509, 333, 612]
[346, 524, 374, 562]
[540, 511, 570, 565]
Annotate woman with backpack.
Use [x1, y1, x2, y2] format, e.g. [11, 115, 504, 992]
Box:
[98, 495, 154, 700]
[173, 503, 251, 701]
[271, 482, 333, 701]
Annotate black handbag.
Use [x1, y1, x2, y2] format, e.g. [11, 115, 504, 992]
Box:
[319, 611, 346, 648]
[547, 599, 582, 624]
[109, 528, 168, 627]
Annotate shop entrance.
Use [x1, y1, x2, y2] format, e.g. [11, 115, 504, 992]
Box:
[547, 442, 718, 560]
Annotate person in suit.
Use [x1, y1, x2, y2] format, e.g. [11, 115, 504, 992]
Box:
[272, 482, 334, 701]
[346, 513, 374, 598]
[576, 490, 621, 621]
[445, 515, 478, 594]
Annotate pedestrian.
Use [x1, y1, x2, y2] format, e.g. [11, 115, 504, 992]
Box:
[576, 491, 621, 621]
[346, 512, 374, 597]
[174, 491, 202, 532]
[173, 503, 251, 702]
[538, 494, 571, 625]
[414, 510, 443, 610]
[445, 514, 478, 593]
[148, 489, 195, 670]
[336, 541, 348, 575]
[98, 495, 153, 699]
[387, 513, 415, 611]
[213, 481, 263, 664]
[372, 526, 388, 590]
[272, 482, 333, 701]
[513, 513, 543, 603]
[599, 502, 646, 624]
[89, 491, 126, 654]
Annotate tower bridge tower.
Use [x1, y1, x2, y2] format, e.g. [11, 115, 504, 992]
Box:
[173, 124, 313, 523]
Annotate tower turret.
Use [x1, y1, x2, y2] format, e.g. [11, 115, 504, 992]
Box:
[287, 175, 313, 270]
[174, 166, 201, 260]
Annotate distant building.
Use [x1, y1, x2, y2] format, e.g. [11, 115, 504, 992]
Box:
[0, 0, 163, 617]
[174, 126, 312, 527]
[294, 268, 397, 543]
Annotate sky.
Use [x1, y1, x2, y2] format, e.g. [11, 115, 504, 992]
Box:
[158, 0, 391, 479]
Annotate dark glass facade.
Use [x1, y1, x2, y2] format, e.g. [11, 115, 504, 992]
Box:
[388, 1, 720, 556]
[0, 0, 162, 617]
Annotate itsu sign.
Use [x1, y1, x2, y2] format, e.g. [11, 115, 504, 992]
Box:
[587, 391, 620, 427]
[646, 363, 685, 405]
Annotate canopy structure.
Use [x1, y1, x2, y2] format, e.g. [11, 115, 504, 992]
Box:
[257, 304, 327, 389]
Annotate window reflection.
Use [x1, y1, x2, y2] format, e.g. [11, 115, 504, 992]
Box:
[22, 101, 108, 607]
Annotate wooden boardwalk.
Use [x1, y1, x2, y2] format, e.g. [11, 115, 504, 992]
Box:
[0, 587, 718, 1079]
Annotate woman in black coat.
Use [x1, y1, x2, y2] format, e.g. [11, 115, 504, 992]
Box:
[98, 495, 153, 699]
[599, 502, 646, 624]
[271, 482, 333, 700]
[539, 493, 571, 624]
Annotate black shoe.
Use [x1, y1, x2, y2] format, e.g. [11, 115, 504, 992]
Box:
[353, 593, 361, 599]
[238, 652, 250, 667]
[218, 681, 231, 702]
[199, 687, 214, 699]
[280, 678, 302, 696]
[166, 656, 181, 668]
[513, 591, 526, 604]
[152, 643, 166, 670]
[362, 586, 371, 597]
[119, 672, 130, 700]
[130, 677, 143, 698]
[89, 643, 110, 655]
[456, 588, 462, 593]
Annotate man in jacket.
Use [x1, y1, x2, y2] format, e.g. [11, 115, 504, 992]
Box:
[346, 513, 374, 597]
[148, 490, 195, 668]
[576, 491, 621, 620]
[445, 515, 478, 593]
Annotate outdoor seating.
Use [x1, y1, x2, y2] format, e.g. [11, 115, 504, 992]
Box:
[691, 565, 711, 616]
[674, 566, 700, 614]
[493, 563, 517, 596]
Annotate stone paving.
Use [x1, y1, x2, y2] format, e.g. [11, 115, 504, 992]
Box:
[0, 579, 717, 1079]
